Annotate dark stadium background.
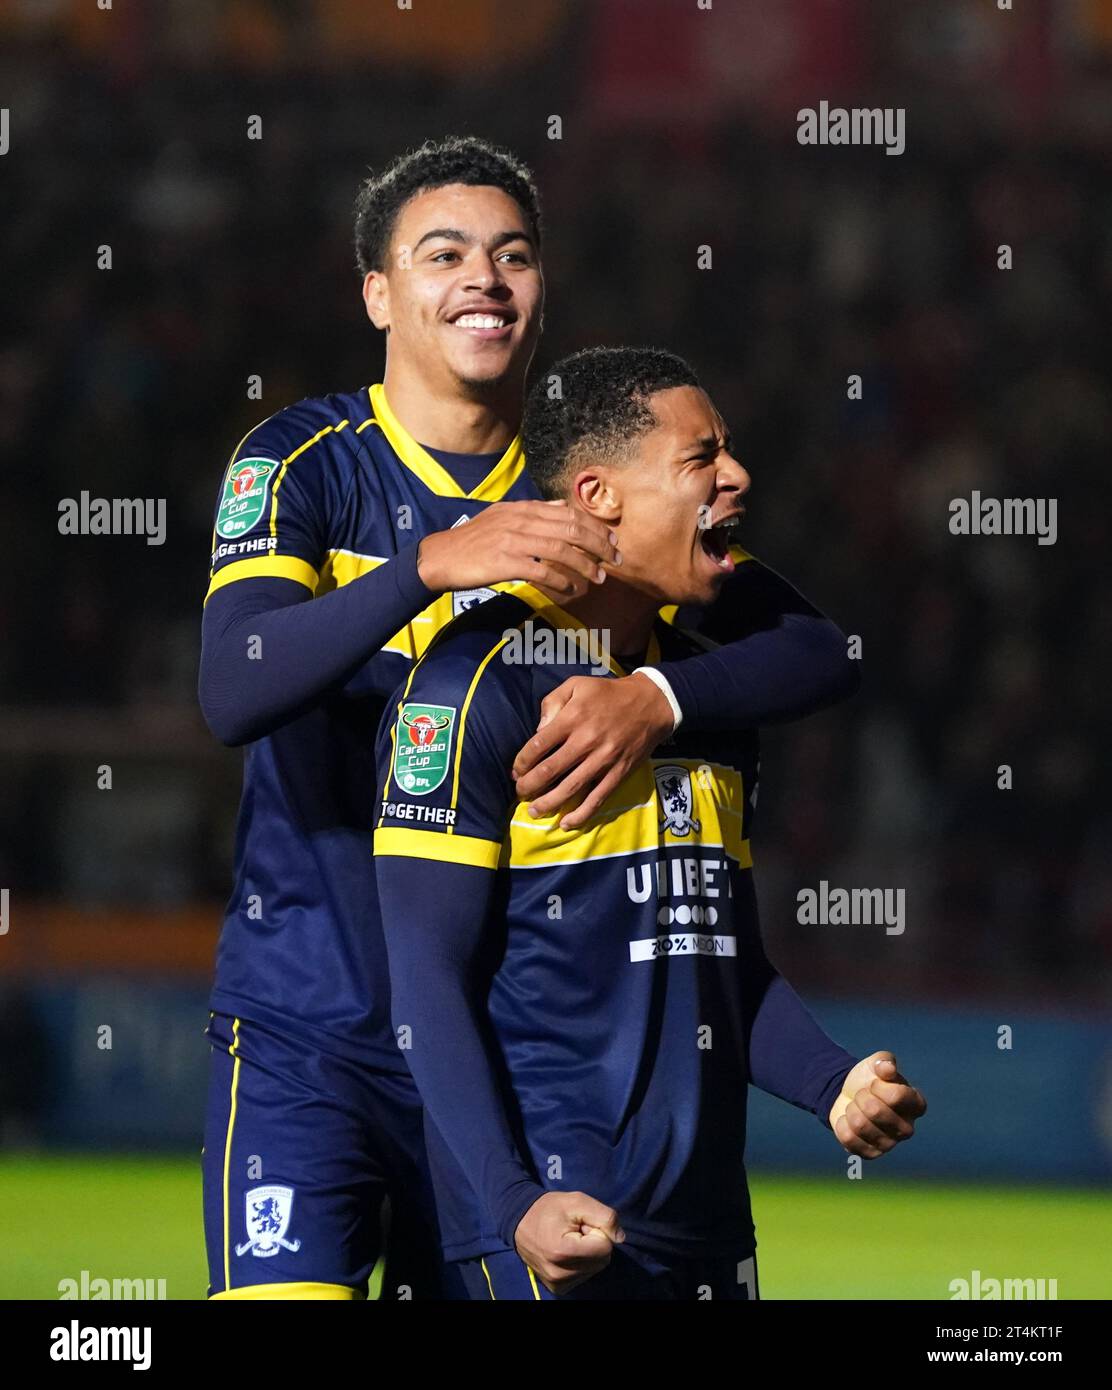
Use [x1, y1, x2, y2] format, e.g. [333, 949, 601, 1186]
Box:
[1, 0, 1109, 1300]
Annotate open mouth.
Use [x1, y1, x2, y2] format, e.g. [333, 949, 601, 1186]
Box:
[699, 514, 743, 572]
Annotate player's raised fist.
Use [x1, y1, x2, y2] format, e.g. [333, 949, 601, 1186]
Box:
[514, 1190, 625, 1294]
[416, 499, 619, 599]
[828, 1051, 927, 1159]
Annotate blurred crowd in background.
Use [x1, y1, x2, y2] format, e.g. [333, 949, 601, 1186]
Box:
[1, 0, 1109, 1007]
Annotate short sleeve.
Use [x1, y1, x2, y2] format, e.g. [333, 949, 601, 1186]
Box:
[204, 412, 337, 604]
[374, 630, 529, 870]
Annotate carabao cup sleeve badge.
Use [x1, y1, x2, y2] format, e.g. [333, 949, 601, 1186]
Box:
[393, 703, 457, 795]
[216, 458, 279, 538]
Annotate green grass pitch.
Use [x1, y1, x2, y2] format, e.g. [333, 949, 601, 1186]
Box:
[1, 1154, 1107, 1300]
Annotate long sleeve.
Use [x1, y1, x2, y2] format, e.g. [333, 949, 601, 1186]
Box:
[747, 974, 858, 1128]
[377, 854, 546, 1245]
[198, 545, 434, 745]
[653, 556, 860, 730]
[737, 906, 857, 1128]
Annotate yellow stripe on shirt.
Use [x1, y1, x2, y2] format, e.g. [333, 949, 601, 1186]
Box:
[268, 421, 347, 539]
[204, 554, 319, 603]
[505, 759, 751, 869]
[374, 826, 502, 870]
[447, 631, 522, 829]
[315, 548, 387, 595]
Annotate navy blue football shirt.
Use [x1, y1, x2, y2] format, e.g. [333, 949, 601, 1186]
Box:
[374, 584, 857, 1260]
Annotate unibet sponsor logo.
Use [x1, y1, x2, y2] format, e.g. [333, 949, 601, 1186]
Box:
[393, 704, 456, 795]
[216, 458, 279, 538]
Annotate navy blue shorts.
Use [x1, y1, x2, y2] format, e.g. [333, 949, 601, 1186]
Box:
[459, 1246, 760, 1301]
[202, 1012, 457, 1300]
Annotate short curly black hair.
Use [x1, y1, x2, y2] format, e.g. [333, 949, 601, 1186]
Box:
[523, 347, 701, 499]
[353, 135, 542, 276]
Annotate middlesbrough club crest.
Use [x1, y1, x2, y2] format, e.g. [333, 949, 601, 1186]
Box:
[452, 587, 497, 616]
[655, 764, 702, 838]
[235, 1184, 302, 1259]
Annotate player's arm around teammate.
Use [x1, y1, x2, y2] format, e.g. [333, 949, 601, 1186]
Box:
[199, 496, 616, 746]
[512, 555, 861, 829]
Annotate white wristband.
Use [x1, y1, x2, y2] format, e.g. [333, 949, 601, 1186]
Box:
[632, 666, 683, 733]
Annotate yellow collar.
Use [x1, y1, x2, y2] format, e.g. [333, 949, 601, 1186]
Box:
[368, 383, 526, 501]
[509, 582, 663, 674]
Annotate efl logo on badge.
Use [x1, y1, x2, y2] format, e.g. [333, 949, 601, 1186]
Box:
[235, 1184, 302, 1259]
[216, 457, 279, 539]
[393, 703, 456, 795]
[655, 764, 702, 838]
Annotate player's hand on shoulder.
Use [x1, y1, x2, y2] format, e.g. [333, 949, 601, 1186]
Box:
[416, 499, 620, 599]
[512, 671, 675, 830]
[829, 1052, 927, 1159]
[514, 1190, 625, 1294]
